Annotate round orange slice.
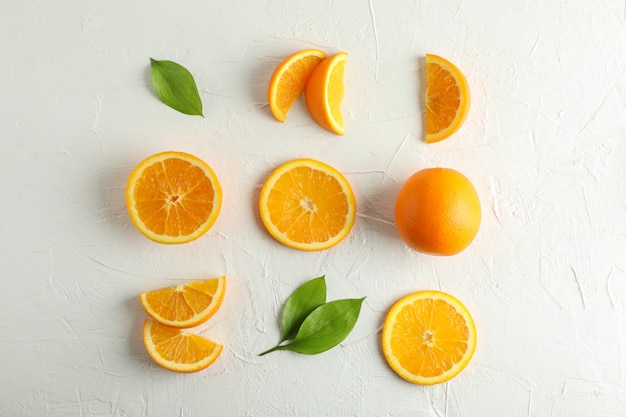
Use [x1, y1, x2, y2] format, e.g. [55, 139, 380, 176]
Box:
[125, 151, 222, 244]
[305, 52, 347, 135]
[142, 319, 223, 373]
[139, 276, 226, 329]
[425, 54, 470, 143]
[268, 49, 327, 122]
[258, 158, 356, 251]
[382, 290, 476, 385]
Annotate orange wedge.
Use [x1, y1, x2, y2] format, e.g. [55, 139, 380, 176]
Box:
[268, 49, 327, 122]
[258, 158, 356, 251]
[142, 319, 223, 373]
[382, 290, 476, 385]
[125, 151, 222, 244]
[425, 54, 470, 143]
[305, 52, 347, 135]
[139, 276, 226, 329]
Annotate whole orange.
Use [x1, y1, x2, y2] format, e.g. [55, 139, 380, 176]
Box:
[395, 168, 481, 256]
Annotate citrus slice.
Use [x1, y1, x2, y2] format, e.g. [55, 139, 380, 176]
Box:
[425, 54, 470, 143]
[125, 151, 222, 244]
[259, 158, 356, 251]
[268, 49, 327, 122]
[142, 319, 223, 373]
[305, 52, 347, 135]
[139, 276, 226, 329]
[382, 290, 476, 385]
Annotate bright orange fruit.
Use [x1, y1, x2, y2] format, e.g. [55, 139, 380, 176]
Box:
[139, 276, 226, 329]
[142, 319, 223, 373]
[395, 168, 480, 255]
[258, 158, 356, 251]
[425, 54, 470, 143]
[305, 52, 347, 135]
[268, 49, 327, 122]
[382, 290, 476, 385]
[125, 151, 222, 244]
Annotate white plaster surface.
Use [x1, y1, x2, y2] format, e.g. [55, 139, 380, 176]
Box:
[2, 0, 626, 415]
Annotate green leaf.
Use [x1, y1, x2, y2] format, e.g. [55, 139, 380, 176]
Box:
[279, 276, 326, 343]
[260, 297, 365, 355]
[150, 58, 203, 116]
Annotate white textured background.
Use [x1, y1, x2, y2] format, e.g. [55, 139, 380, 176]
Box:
[2, 0, 626, 416]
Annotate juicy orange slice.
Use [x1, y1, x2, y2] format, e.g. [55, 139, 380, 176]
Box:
[425, 54, 470, 143]
[139, 276, 226, 329]
[268, 49, 327, 122]
[125, 151, 222, 244]
[305, 52, 347, 135]
[382, 290, 476, 385]
[143, 319, 223, 373]
[258, 158, 356, 251]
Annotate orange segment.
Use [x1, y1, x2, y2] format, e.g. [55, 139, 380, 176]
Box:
[268, 49, 327, 122]
[305, 52, 347, 135]
[425, 54, 470, 143]
[259, 158, 356, 251]
[142, 319, 223, 373]
[139, 276, 226, 329]
[382, 291, 476, 385]
[126, 151, 222, 244]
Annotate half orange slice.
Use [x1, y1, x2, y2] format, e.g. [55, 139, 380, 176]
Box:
[305, 52, 347, 135]
[139, 276, 226, 329]
[425, 54, 470, 143]
[268, 49, 327, 122]
[142, 319, 223, 373]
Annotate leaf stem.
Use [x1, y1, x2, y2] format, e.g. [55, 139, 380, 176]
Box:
[259, 345, 286, 356]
